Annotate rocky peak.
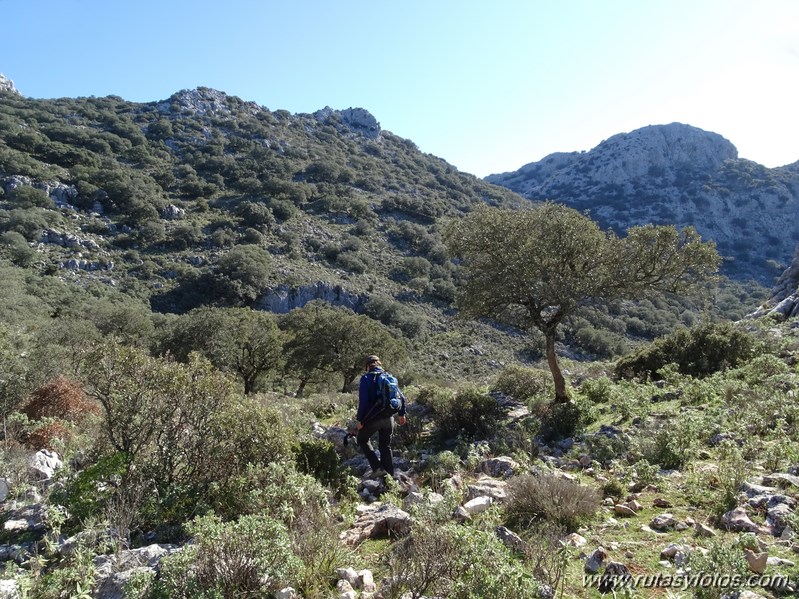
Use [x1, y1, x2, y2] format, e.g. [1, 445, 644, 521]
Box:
[314, 106, 381, 139]
[588, 123, 737, 182]
[0, 73, 21, 96]
[160, 87, 247, 118]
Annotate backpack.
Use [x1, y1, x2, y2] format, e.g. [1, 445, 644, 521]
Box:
[375, 371, 403, 416]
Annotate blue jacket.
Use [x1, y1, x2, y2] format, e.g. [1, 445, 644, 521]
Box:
[357, 367, 406, 422]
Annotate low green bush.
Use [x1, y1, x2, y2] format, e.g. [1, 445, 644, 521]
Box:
[427, 386, 503, 440]
[493, 365, 553, 402]
[614, 322, 759, 381]
[151, 513, 300, 598]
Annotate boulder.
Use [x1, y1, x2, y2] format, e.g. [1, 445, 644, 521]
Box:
[650, 513, 677, 531]
[495, 525, 527, 553]
[743, 549, 768, 574]
[584, 547, 608, 574]
[466, 476, 508, 502]
[339, 503, 411, 546]
[29, 449, 62, 482]
[721, 507, 767, 534]
[480, 456, 519, 477]
[462, 496, 493, 515]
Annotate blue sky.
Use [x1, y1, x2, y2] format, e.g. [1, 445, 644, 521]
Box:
[2, 0, 797, 176]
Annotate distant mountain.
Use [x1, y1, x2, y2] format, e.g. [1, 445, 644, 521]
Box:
[486, 123, 799, 284]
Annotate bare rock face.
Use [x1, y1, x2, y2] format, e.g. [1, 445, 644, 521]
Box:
[313, 106, 381, 139]
[0, 73, 20, 95]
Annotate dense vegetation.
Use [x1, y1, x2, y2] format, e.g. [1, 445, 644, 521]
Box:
[0, 85, 791, 598]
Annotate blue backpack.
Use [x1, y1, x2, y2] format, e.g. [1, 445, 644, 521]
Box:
[375, 371, 403, 416]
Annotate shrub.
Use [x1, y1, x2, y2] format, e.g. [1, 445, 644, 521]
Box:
[152, 513, 300, 598]
[493, 365, 552, 402]
[505, 473, 600, 532]
[580, 376, 614, 404]
[683, 541, 749, 599]
[23, 376, 98, 423]
[539, 399, 592, 441]
[210, 461, 329, 527]
[614, 322, 758, 381]
[427, 386, 503, 440]
[296, 438, 343, 487]
[383, 522, 540, 599]
[632, 413, 706, 470]
[24, 420, 72, 451]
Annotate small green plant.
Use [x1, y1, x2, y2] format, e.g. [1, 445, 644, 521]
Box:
[296, 438, 344, 487]
[709, 440, 747, 517]
[580, 376, 615, 404]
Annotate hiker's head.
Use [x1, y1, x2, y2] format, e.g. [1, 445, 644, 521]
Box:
[365, 355, 382, 370]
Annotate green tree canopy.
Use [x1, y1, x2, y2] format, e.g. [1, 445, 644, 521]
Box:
[213, 244, 273, 306]
[159, 306, 283, 394]
[445, 203, 720, 401]
[281, 300, 406, 394]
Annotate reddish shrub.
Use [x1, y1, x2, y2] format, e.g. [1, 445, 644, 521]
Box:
[23, 376, 99, 423]
[25, 421, 73, 451]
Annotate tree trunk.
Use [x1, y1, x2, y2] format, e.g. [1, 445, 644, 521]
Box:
[295, 378, 307, 397]
[545, 332, 569, 402]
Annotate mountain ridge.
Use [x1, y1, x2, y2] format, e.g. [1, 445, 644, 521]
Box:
[487, 122, 799, 284]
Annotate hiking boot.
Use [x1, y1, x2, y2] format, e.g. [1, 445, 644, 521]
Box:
[366, 468, 387, 479]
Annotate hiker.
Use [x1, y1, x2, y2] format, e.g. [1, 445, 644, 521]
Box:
[355, 354, 406, 477]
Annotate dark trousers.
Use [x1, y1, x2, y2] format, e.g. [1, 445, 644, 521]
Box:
[357, 416, 394, 475]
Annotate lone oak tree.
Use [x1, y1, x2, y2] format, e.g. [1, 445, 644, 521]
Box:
[445, 203, 720, 402]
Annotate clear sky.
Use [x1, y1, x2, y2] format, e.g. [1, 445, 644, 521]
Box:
[2, 0, 797, 177]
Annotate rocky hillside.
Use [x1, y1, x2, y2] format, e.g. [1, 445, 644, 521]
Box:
[487, 123, 799, 284]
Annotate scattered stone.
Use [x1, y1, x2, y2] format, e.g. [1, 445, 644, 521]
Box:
[276, 588, 298, 599]
[452, 506, 471, 522]
[650, 513, 677, 531]
[29, 449, 62, 483]
[598, 562, 632, 594]
[480, 456, 519, 477]
[340, 504, 411, 546]
[335, 567, 359, 586]
[626, 500, 643, 513]
[721, 507, 767, 534]
[495, 525, 527, 553]
[767, 502, 793, 536]
[614, 504, 636, 517]
[579, 454, 593, 468]
[358, 569, 376, 592]
[744, 549, 768, 574]
[695, 522, 717, 538]
[337, 578, 356, 599]
[466, 476, 508, 502]
[767, 556, 795, 567]
[584, 547, 608, 574]
[653, 497, 672, 508]
[562, 533, 587, 548]
[763, 473, 799, 490]
[463, 496, 493, 515]
[660, 543, 689, 563]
